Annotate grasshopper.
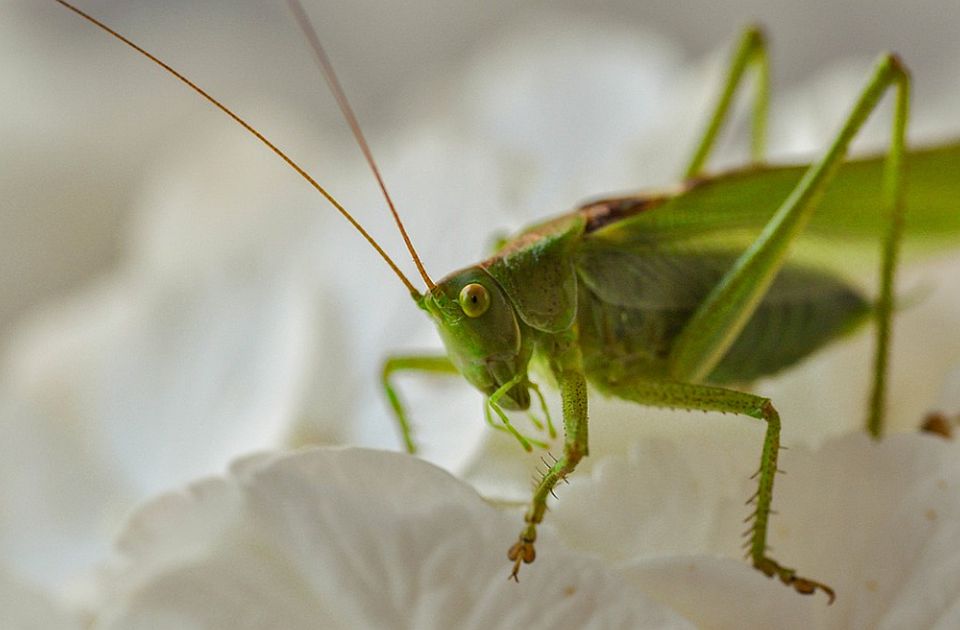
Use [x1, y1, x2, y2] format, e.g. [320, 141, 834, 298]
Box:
[54, 0, 960, 604]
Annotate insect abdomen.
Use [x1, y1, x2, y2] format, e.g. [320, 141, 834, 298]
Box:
[707, 276, 870, 383]
[575, 252, 871, 386]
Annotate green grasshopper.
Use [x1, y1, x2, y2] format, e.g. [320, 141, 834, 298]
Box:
[56, 0, 960, 604]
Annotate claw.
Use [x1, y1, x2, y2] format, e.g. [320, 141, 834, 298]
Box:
[791, 576, 836, 603]
[921, 411, 953, 439]
[508, 539, 536, 582]
[754, 557, 835, 604]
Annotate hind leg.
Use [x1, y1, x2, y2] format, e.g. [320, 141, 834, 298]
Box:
[604, 378, 834, 602]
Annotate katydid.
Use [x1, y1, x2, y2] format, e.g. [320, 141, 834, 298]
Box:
[54, 0, 960, 604]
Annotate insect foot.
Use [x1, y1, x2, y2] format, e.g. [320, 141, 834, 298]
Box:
[920, 411, 955, 439]
[507, 527, 537, 581]
[754, 557, 836, 604]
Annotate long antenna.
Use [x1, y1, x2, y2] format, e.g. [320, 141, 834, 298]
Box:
[285, 0, 436, 291]
[53, 0, 422, 297]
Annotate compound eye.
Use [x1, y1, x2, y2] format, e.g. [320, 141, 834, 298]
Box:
[458, 283, 490, 318]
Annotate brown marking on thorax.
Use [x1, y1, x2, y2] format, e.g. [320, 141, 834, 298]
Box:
[579, 195, 667, 233]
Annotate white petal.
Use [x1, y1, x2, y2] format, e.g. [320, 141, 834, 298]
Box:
[457, 14, 689, 203]
[547, 430, 960, 628]
[96, 448, 693, 630]
[0, 566, 82, 630]
[771, 434, 960, 628]
[620, 556, 817, 630]
[0, 261, 313, 591]
[550, 428, 758, 562]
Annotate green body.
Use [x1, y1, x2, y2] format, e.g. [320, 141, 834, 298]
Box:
[421, 141, 960, 410]
[424, 197, 863, 406]
[394, 41, 936, 601]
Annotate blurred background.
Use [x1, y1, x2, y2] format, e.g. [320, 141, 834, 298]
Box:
[4, 0, 960, 331]
[3, 0, 960, 605]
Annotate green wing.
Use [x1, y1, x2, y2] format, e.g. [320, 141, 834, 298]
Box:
[588, 141, 960, 270]
[570, 141, 960, 382]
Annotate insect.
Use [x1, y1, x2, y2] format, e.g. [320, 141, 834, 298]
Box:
[54, 0, 960, 605]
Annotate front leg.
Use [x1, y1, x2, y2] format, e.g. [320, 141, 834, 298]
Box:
[509, 333, 588, 580]
[381, 354, 459, 454]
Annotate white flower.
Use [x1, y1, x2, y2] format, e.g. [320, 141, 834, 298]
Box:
[0, 567, 80, 630]
[551, 432, 960, 629]
[0, 171, 320, 595]
[3, 2, 960, 625]
[92, 448, 691, 630]
[85, 431, 960, 629]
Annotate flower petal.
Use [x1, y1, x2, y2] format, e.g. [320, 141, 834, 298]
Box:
[548, 430, 960, 628]
[96, 448, 694, 629]
[0, 566, 82, 630]
[0, 257, 313, 590]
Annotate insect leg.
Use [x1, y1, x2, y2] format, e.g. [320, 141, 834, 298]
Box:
[509, 336, 588, 580]
[866, 69, 909, 438]
[684, 25, 770, 178]
[602, 378, 834, 603]
[668, 53, 910, 429]
[381, 354, 459, 454]
[488, 375, 550, 452]
[527, 380, 557, 439]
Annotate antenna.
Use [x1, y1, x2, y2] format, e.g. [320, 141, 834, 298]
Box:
[53, 0, 423, 297]
[285, 0, 436, 291]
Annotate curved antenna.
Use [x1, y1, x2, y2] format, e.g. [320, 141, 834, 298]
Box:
[53, 0, 422, 297]
[285, 0, 436, 291]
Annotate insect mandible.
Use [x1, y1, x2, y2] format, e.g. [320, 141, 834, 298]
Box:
[54, 0, 960, 604]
